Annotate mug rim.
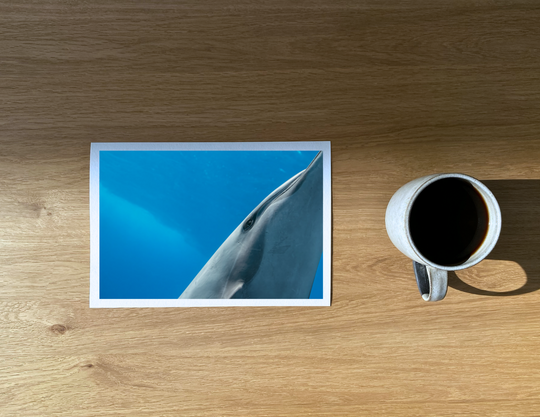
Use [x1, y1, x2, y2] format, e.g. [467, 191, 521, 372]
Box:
[404, 173, 502, 271]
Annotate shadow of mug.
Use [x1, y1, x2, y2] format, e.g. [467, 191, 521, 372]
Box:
[449, 180, 540, 296]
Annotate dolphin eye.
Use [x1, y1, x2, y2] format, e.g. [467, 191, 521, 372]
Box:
[243, 217, 255, 231]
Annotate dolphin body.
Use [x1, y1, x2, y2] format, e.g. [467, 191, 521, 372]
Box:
[179, 152, 323, 299]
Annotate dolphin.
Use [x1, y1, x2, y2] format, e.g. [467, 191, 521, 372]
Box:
[179, 151, 323, 299]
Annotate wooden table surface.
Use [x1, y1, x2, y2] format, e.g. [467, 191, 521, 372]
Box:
[2, 1, 540, 415]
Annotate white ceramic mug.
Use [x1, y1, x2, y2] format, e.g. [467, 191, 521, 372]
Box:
[385, 173, 502, 302]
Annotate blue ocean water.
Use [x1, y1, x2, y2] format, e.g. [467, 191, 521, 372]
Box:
[99, 150, 323, 299]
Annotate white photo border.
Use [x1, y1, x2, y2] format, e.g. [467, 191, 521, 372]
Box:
[90, 142, 332, 308]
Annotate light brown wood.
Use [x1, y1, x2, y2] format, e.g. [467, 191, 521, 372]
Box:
[1, 1, 540, 415]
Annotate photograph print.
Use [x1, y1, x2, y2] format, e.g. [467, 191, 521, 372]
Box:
[90, 142, 331, 307]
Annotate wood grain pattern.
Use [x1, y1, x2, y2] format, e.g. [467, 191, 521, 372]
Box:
[1, 0, 540, 415]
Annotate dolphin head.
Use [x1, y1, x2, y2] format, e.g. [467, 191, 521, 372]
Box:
[179, 152, 323, 299]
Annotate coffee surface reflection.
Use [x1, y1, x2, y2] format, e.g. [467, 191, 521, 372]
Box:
[409, 178, 489, 266]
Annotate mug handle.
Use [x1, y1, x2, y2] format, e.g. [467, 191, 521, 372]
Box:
[413, 261, 448, 302]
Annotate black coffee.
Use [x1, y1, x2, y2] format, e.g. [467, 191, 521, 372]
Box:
[409, 178, 488, 266]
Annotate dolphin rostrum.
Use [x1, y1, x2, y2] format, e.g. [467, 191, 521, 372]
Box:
[179, 152, 323, 299]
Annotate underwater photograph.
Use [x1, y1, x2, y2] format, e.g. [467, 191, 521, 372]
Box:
[92, 144, 328, 306]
